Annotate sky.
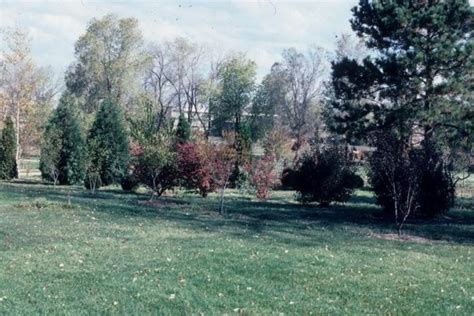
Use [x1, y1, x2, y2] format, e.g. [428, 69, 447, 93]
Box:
[1, 0, 360, 80]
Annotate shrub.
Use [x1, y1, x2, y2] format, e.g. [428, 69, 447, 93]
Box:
[368, 133, 419, 233]
[84, 170, 102, 193]
[248, 154, 277, 200]
[209, 144, 237, 214]
[283, 146, 362, 206]
[369, 133, 455, 222]
[0, 117, 18, 180]
[135, 139, 177, 199]
[176, 142, 214, 197]
[120, 173, 140, 192]
[416, 158, 455, 218]
[120, 142, 143, 192]
[85, 99, 129, 187]
[175, 114, 191, 144]
[230, 122, 252, 187]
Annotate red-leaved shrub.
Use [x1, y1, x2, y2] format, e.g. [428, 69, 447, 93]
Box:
[248, 154, 277, 200]
[176, 142, 214, 197]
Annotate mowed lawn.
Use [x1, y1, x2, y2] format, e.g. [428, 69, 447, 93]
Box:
[0, 181, 473, 314]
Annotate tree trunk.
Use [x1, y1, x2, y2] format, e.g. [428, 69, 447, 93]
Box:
[15, 103, 21, 164]
[219, 187, 225, 214]
[235, 114, 241, 135]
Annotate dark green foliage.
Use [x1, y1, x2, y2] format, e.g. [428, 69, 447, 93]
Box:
[329, 0, 473, 220]
[235, 121, 252, 158]
[282, 147, 362, 206]
[0, 117, 18, 180]
[176, 114, 191, 144]
[330, 0, 473, 150]
[85, 99, 129, 187]
[416, 145, 456, 218]
[230, 122, 252, 187]
[120, 173, 140, 192]
[369, 132, 455, 219]
[40, 94, 85, 185]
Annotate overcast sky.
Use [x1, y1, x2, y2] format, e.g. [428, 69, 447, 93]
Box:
[2, 0, 361, 80]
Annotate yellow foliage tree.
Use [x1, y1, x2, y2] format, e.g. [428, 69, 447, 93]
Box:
[0, 27, 55, 161]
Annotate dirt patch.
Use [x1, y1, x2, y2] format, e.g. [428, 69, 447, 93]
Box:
[369, 232, 435, 244]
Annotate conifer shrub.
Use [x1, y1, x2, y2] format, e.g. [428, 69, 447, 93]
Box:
[85, 99, 129, 188]
[40, 94, 85, 185]
[175, 114, 191, 144]
[282, 146, 362, 206]
[0, 117, 18, 180]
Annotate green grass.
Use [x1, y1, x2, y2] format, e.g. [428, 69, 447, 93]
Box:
[0, 181, 473, 314]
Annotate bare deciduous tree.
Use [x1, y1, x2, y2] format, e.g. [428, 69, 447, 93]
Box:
[277, 47, 327, 160]
[143, 38, 223, 135]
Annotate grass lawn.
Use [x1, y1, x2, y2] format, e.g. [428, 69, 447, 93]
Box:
[0, 180, 473, 314]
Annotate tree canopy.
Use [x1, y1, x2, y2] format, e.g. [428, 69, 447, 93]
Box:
[330, 0, 473, 150]
[212, 54, 257, 136]
[66, 14, 145, 113]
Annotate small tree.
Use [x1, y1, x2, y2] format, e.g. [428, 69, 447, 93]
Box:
[84, 138, 104, 193]
[39, 132, 61, 186]
[247, 154, 277, 200]
[40, 94, 85, 185]
[0, 117, 18, 180]
[282, 146, 363, 207]
[85, 99, 129, 187]
[175, 114, 191, 144]
[369, 133, 422, 235]
[209, 144, 237, 214]
[369, 132, 455, 234]
[136, 138, 177, 200]
[231, 122, 253, 187]
[262, 127, 292, 164]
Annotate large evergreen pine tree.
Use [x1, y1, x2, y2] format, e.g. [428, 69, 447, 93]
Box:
[330, 0, 473, 218]
[86, 99, 129, 186]
[40, 94, 86, 185]
[0, 117, 18, 180]
[331, 0, 473, 148]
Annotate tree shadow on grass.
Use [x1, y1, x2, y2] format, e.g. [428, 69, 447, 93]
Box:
[1, 182, 473, 246]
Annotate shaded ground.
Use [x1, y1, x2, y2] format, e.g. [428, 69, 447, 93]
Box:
[0, 180, 473, 314]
